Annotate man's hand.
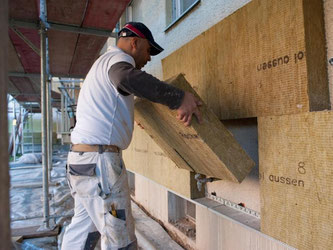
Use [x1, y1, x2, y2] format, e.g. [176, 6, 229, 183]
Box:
[176, 92, 203, 126]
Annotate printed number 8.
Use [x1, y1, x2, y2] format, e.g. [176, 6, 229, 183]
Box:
[298, 162, 306, 174]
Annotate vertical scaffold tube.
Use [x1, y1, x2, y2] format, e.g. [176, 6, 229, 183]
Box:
[40, 24, 50, 228]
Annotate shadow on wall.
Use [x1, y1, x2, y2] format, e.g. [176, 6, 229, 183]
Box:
[206, 118, 260, 212]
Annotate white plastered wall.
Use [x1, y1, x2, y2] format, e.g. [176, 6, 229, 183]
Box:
[132, 172, 293, 250]
[131, 0, 251, 79]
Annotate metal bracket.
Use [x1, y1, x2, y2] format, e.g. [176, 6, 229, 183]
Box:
[195, 173, 215, 191]
[329, 58, 333, 66]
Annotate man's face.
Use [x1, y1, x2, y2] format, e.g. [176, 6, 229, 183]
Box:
[132, 38, 151, 69]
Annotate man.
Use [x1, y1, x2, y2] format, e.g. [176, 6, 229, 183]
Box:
[61, 22, 202, 250]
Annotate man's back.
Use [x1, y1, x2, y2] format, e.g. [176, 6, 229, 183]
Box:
[71, 46, 136, 149]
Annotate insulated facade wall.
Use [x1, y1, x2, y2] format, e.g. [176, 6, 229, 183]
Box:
[163, 0, 329, 119]
[125, 0, 260, 210]
[259, 111, 333, 249]
[125, 1, 332, 248]
[324, 0, 333, 107]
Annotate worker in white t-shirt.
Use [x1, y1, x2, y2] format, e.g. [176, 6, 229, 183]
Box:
[61, 22, 202, 250]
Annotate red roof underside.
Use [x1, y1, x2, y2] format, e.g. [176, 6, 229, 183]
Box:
[9, 0, 130, 104]
[9, 28, 40, 73]
[9, 0, 130, 76]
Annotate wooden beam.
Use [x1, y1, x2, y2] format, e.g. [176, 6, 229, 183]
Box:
[162, 0, 330, 119]
[259, 111, 333, 249]
[12, 236, 23, 243]
[11, 225, 59, 239]
[0, 0, 11, 248]
[134, 74, 255, 182]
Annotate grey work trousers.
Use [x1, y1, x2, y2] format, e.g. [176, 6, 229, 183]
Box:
[61, 151, 137, 250]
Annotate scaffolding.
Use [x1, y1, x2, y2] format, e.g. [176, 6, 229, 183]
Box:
[21, 105, 35, 154]
[55, 78, 81, 144]
[7, 0, 127, 232]
[8, 0, 83, 228]
[8, 98, 31, 159]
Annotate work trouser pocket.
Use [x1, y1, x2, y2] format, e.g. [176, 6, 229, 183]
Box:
[103, 210, 130, 247]
[69, 163, 96, 176]
[100, 163, 135, 248]
[68, 163, 100, 198]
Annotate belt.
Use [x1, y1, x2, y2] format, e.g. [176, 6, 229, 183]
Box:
[71, 144, 120, 153]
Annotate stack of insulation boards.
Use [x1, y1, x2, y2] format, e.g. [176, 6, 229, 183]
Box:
[135, 74, 255, 183]
[160, 0, 332, 249]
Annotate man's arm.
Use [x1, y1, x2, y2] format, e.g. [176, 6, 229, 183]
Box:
[109, 62, 184, 109]
[109, 62, 202, 126]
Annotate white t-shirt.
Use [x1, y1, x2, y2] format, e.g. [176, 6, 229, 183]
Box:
[71, 46, 136, 149]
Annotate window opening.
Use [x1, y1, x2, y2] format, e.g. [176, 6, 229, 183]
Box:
[166, 0, 200, 31]
[168, 191, 196, 240]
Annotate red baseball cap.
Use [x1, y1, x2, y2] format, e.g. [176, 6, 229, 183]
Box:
[118, 22, 164, 56]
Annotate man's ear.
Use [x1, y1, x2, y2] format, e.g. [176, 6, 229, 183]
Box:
[130, 37, 139, 50]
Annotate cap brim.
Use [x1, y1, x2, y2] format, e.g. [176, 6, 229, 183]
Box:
[149, 41, 164, 56]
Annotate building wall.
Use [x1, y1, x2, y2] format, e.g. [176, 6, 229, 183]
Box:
[131, 0, 251, 79]
[131, 171, 294, 250]
[324, 0, 333, 107]
[121, 0, 267, 248]
[122, 1, 331, 248]
[125, 0, 260, 211]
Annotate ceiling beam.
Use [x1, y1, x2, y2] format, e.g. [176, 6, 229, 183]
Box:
[8, 72, 40, 78]
[9, 19, 117, 38]
[10, 27, 41, 56]
[8, 71, 84, 78]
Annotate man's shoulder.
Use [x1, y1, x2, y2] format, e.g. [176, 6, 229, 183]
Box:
[104, 46, 135, 66]
[105, 46, 127, 57]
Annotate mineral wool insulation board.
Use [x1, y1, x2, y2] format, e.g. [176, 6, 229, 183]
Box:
[123, 126, 204, 199]
[162, 0, 329, 120]
[134, 74, 255, 183]
[259, 111, 333, 250]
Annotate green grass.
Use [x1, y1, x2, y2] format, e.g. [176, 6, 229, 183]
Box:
[9, 154, 22, 162]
